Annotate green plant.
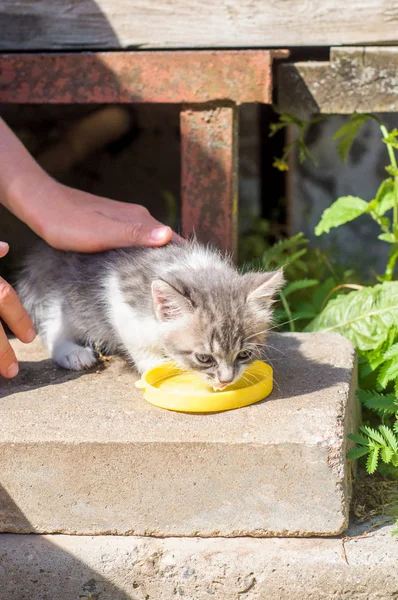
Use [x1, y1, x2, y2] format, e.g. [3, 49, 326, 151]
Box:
[240, 227, 356, 333]
[269, 109, 398, 529]
[269, 106, 324, 172]
[296, 114, 398, 489]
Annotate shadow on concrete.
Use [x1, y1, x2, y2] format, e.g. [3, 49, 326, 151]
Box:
[0, 486, 133, 600]
[0, 4, 143, 598]
[0, 357, 99, 399]
[262, 333, 354, 403]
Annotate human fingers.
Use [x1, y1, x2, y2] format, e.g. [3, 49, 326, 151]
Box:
[0, 321, 18, 378]
[0, 278, 35, 344]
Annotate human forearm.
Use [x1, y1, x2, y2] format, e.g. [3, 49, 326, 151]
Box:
[0, 118, 52, 230]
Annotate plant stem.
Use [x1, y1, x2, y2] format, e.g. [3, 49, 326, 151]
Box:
[279, 291, 295, 332]
[380, 124, 398, 233]
[380, 124, 398, 280]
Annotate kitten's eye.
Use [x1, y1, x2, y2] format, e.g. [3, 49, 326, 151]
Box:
[195, 353, 214, 365]
[236, 350, 252, 362]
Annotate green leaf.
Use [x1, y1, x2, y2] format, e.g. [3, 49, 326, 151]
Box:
[315, 196, 369, 236]
[269, 122, 288, 137]
[382, 128, 398, 149]
[357, 389, 398, 417]
[333, 114, 372, 162]
[385, 165, 398, 177]
[372, 178, 395, 217]
[378, 232, 396, 243]
[306, 282, 398, 351]
[366, 447, 380, 474]
[348, 433, 370, 447]
[383, 343, 398, 360]
[384, 248, 398, 281]
[379, 425, 398, 453]
[360, 425, 386, 445]
[381, 446, 393, 464]
[346, 446, 370, 460]
[261, 233, 308, 270]
[377, 359, 398, 388]
[283, 279, 319, 297]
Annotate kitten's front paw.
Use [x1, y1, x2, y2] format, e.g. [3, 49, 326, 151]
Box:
[53, 341, 98, 371]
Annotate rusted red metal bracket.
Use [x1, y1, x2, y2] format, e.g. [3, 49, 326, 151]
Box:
[0, 50, 287, 252]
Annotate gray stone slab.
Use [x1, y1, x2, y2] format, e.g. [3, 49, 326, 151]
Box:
[0, 332, 358, 536]
[0, 523, 397, 600]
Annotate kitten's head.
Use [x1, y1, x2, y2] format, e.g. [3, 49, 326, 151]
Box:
[151, 268, 284, 391]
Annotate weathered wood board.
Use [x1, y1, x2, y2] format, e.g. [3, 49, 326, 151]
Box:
[0, 1, 397, 50]
[278, 47, 398, 117]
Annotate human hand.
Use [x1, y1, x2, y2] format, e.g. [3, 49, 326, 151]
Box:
[0, 117, 183, 253]
[21, 178, 183, 253]
[0, 242, 36, 378]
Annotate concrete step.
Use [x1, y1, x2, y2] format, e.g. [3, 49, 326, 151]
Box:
[0, 523, 397, 600]
[0, 332, 358, 537]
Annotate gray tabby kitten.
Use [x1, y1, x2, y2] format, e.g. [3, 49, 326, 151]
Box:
[17, 242, 284, 390]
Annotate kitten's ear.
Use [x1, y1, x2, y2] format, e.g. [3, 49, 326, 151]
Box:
[245, 269, 285, 309]
[151, 280, 193, 322]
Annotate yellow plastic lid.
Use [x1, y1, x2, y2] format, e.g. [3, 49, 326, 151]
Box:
[135, 360, 273, 413]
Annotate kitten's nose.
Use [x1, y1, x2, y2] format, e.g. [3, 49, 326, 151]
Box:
[218, 376, 234, 385]
[217, 367, 235, 385]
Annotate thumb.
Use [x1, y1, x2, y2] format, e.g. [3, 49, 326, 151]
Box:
[126, 222, 173, 247]
[99, 218, 173, 249]
[0, 242, 9, 259]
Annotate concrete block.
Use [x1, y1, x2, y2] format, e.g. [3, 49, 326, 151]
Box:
[0, 332, 358, 536]
[0, 523, 397, 600]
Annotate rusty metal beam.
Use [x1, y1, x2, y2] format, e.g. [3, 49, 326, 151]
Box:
[0, 50, 277, 105]
[0, 49, 286, 253]
[278, 47, 398, 118]
[181, 105, 238, 253]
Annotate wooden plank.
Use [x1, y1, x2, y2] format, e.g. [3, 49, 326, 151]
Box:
[0, 1, 397, 50]
[278, 47, 398, 117]
[0, 51, 275, 105]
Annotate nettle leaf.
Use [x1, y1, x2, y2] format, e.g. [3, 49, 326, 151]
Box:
[347, 446, 370, 460]
[373, 178, 395, 217]
[315, 196, 369, 236]
[357, 389, 398, 417]
[306, 282, 398, 351]
[283, 279, 319, 297]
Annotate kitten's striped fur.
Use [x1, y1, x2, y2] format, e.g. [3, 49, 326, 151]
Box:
[17, 241, 284, 390]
